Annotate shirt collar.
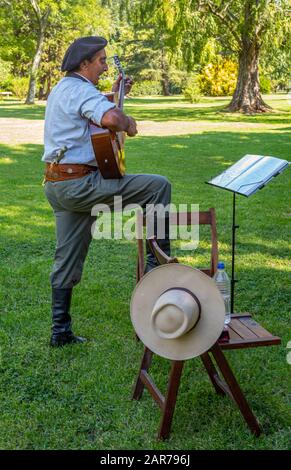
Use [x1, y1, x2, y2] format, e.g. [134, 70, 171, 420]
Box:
[74, 72, 91, 83]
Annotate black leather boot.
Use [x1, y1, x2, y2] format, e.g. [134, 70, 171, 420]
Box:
[144, 216, 171, 274]
[50, 288, 87, 347]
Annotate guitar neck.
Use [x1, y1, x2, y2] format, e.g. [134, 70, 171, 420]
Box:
[114, 55, 125, 112]
[118, 74, 125, 111]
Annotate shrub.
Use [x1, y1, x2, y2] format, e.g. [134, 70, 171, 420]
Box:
[97, 77, 114, 92]
[260, 75, 272, 94]
[0, 75, 29, 100]
[9, 77, 29, 100]
[0, 77, 14, 92]
[199, 60, 237, 96]
[98, 78, 163, 96]
[183, 74, 201, 103]
[168, 70, 188, 94]
[130, 80, 162, 96]
[0, 59, 12, 90]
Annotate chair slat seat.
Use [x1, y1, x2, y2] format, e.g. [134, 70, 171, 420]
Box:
[219, 314, 281, 349]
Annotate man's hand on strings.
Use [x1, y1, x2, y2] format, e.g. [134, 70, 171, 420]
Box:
[112, 74, 134, 95]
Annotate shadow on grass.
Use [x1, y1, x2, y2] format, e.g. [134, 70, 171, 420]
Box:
[0, 128, 289, 201]
[0, 102, 46, 120]
[0, 130, 289, 263]
[1, 97, 290, 125]
[124, 103, 291, 124]
[127, 96, 190, 105]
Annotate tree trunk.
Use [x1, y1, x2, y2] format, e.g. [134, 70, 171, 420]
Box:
[38, 75, 45, 100]
[25, 3, 51, 105]
[161, 73, 171, 96]
[226, 42, 271, 114]
[25, 28, 45, 104]
[45, 73, 52, 99]
[160, 49, 171, 96]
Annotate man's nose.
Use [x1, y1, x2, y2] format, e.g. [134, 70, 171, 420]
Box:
[104, 64, 108, 71]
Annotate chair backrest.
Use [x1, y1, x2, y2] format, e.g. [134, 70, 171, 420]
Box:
[136, 208, 218, 281]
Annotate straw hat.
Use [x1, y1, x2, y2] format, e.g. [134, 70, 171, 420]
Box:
[130, 264, 225, 360]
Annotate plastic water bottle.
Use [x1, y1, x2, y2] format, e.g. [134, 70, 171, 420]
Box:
[214, 262, 231, 325]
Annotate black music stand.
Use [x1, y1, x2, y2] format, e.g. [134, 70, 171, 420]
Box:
[206, 154, 289, 313]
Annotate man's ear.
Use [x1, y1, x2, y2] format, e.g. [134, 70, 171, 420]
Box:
[79, 60, 89, 71]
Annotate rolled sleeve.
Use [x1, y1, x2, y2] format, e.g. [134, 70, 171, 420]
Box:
[79, 85, 116, 126]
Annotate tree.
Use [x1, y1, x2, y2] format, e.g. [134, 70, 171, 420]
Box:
[0, 0, 57, 104]
[25, 0, 113, 103]
[112, 3, 194, 96]
[0, 0, 112, 103]
[200, 0, 290, 112]
[0, 0, 35, 77]
[114, 24, 181, 96]
[25, 0, 51, 104]
[126, 0, 291, 113]
[36, 0, 112, 99]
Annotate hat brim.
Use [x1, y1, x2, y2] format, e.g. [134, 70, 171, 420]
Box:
[130, 264, 225, 360]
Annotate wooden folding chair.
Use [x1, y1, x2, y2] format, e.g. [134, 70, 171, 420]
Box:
[132, 209, 281, 440]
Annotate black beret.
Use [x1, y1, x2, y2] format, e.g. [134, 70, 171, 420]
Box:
[61, 36, 108, 72]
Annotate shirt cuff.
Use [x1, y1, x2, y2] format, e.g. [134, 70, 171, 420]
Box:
[91, 101, 116, 127]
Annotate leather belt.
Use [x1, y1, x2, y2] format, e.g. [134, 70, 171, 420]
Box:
[44, 163, 97, 182]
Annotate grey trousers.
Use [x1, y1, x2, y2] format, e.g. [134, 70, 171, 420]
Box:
[45, 170, 171, 289]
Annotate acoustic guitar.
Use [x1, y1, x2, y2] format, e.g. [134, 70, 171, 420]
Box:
[90, 55, 126, 179]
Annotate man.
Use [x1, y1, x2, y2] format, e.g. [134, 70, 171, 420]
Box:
[43, 36, 171, 347]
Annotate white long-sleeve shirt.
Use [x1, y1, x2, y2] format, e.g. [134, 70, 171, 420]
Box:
[42, 76, 115, 165]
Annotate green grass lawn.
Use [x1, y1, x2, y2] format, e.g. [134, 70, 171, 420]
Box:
[0, 95, 290, 450]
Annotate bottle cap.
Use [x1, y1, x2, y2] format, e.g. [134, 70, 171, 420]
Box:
[217, 262, 225, 269]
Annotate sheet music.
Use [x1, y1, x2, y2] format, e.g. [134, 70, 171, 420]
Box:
[207, 154, 289, 197]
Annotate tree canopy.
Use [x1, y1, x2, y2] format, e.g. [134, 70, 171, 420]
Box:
[124, 0, 291, 111]
[0, 0, 290, 111]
